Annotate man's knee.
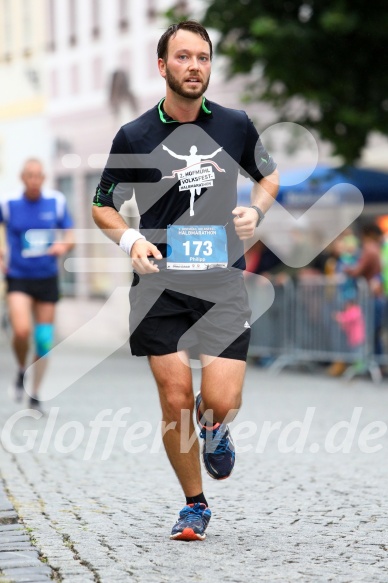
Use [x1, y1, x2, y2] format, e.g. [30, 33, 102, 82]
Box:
[34, 323, 54, 357]
[13, 325, 31, 343]
[161, 387, 194, 423]
[202, 394, 242, 424]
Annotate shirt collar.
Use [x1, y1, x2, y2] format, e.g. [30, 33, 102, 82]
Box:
[157, 97, 212, 124]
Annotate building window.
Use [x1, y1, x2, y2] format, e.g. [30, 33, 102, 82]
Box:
[173, 0, 189, 18]
[147, 0, 157, 20]
[92, 57, 103, 90]
[25, 68, 40, 90]
[85, 172, 111, 298]
[47, 0, 56, 51]
[147, 42, 158, 79]
[85, 174, 101, 227]
[70, 64, 79, 94]
[56, 175, 76, 296]
[118, 0, 129, 31]
[50, 70, 58, 98]
[68, 0, 77, 46]
[91, 0, 100, 39]
[2, 0, 12, 61]
[22, 0, 33, 57]
[109, 69, 137, 117]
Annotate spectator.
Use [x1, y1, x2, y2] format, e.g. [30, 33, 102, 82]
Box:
[319, 231, 361, 377]
[344, 223, 384, 357]
[334, 292, 366, 373]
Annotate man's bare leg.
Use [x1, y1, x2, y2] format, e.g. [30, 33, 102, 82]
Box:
[7, 292, 33, 370]
[31, 301, 56, 397]
[199, 355, 246, 424]
[148, 351, 202, 497]
[192, 355, 246, 480]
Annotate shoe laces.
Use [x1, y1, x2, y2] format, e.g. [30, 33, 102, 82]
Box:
[180, 503, 206, 523]
[200, 425, 229, 454]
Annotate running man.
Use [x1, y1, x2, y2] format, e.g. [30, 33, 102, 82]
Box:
[92, 21, 279, 540]
[0, 159, 74, 411]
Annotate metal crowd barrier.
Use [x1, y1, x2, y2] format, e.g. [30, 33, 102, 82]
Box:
[373, 296, 388, 370]
[246, 275, 294, 364]
[247, 274, 384, 383]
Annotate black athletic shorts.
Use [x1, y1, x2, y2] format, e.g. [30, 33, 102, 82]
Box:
[6, 276, 59, 303]
[129, 273, 252, 361]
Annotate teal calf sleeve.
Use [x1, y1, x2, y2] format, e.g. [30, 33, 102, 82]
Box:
[34, 323, 54, 357]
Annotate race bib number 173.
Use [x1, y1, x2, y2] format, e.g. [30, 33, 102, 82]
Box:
[166, 225, 228, 270]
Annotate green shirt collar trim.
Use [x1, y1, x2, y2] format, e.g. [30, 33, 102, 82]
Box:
[157, 97, 212, 123]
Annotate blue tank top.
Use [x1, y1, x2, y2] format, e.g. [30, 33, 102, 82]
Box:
[0, 189, 73, 279]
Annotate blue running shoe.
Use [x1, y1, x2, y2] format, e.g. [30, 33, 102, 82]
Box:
[170, 503, 211, 541]
[195, 392, 235, 480]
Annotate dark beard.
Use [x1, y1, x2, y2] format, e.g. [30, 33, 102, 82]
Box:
[165, 66, 210, 100]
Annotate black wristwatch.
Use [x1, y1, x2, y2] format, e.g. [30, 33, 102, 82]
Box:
[250, 205, 265, 226]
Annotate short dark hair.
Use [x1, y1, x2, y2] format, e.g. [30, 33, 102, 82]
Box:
[362, 223, 383, 240]
[157, 20, 213, 61]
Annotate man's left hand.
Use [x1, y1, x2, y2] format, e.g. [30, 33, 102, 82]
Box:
[232, 207, 259, 240]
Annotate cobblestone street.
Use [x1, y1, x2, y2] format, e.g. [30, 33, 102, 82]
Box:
[1, 331, 388, 582]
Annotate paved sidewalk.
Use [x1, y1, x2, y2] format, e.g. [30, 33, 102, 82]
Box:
[1, 329, 388, 582]
[0, 477, 53, 582]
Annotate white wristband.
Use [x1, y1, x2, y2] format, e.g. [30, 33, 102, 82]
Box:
[119, 229, 145, 256]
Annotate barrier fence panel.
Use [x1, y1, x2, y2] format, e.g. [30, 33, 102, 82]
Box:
[246, 276, 294, 364]
[371, 295, 388, 369]
[247, 274, 383, 382]
[292, 276, 381, 380]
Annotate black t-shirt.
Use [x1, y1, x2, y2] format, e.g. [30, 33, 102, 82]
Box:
[94, 97, 276, 274]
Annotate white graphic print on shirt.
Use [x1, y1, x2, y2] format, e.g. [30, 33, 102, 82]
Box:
[162, 144, 225, 216]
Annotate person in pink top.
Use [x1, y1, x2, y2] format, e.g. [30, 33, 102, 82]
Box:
[344, 223, 384, 356]
[335, 300, 365, 349]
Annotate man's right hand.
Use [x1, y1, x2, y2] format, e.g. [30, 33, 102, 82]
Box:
[130, 239, 162, 274]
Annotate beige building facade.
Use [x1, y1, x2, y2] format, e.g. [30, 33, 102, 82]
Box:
[0, 0, 51, 191]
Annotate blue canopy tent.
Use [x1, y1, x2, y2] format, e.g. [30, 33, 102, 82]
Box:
[238, 165, 388, 207]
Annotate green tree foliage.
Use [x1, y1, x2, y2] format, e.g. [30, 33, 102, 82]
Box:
[198, 0, 388, 163]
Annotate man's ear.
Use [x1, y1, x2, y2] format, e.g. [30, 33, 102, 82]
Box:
[158, 58, 166, 79]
